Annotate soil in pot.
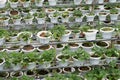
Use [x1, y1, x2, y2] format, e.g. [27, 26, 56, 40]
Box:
[58, 55, 70, 60]
[0, 59, 3, 63]
[10, 10, 18, 15]
[38, 45, 50, 50]
[56, 44, 63, 48]
[117, 41, 120, 44]
[63, 67, 72, 73]
[50, 68, 61, 73]
[40, 32, 50, 37]
[82, 42, 93, 47]
[96, 41, 108, 47]
[79, 66, 90, 71]
[12, 72, 22, 77]
[0, 72, 8, 78]
[104, 20, 111, 24]
[23, 45, 34, 50]
[36, 69, 49, 75]
[26, 70, 34, 76]
[101, 27, 113, 31]
[7, 46, 20, 50]
[0, 47, 4, 51]
[91, 54, 99, 58]
[68, 43, 79, 47]
[0, 17, 8, 20]
[99, 12, 107, 15]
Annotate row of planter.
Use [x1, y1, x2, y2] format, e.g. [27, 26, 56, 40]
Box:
[0, 44, 119, 71]
[0, 7, 120, 25]
[0, 64, 120, 80]
[0, 0, 119, 8]
[0, 24, 119, 45]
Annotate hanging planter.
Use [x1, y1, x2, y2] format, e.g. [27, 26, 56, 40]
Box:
[109, 8, 119, 21]
[81, 42, 94, 54]
[37, 31, 52, 44]
[63, 67, 75, 74]
[8, 0, 19, 8]
[22, 45, 35, 53]
[6, 45, 20, 53]
[24, 13, 34, 24]
[20, 0, 31, 7]
[48, 0, 57, 6]
[61, 11, 69, 23]
[35, 0, 44, 7]
[95, 41, 109, 48]
[35, 12, 46, 24]
[74, 0, 82, 5]
[98, 12, 108, 21]
[100, 27, 115, 39]
[37, 45, 52, 52]
[68, 43, 80, 52]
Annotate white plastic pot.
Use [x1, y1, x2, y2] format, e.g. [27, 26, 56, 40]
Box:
[24, 17, 33, 24]
[35, 0, 44, 7]
[36, 17, 45, 24]
[63, 67, 75, 74]
[84, 29, 97, 40]
[37, 31, 51, 44]
[9, 0, 18, 8]
[10, 71, 23, 78]
[38, 62, 51, 68]
[81, 43, 94, 53]
[99, 14, 107, 21]
[78, 66, 91, 73]
[56, 54, 69, 67]
[95, 41, 109, 48]
[0, 58, 5, 71]
[61, 17, 69, 23]
[86, 0, 93, 4]
[21, 1, 30, 7]
[22, 45, 35, 53]
[0, 38, 5, 46]
[72, 56, 85, 66]
[74, 0, 82, 5]
[98, 0, 104, 3]
[86, 15, 95, 22]
[105, 56, 118, 64]
[50, 17, 58, 23]
[100, 27, 115, 39]
[13, 18, 21, 25]
[11, 64, 22, 71]
[60, 30, 71, 42]
[48, 0, 57, 6]
[69, 43, 80, 52]
[55, 44, 65, 54]
[6, 48, 20, 53]
[37, 45, 52, 52]
[27, 62, 36, 70]
[109, 0, 116, 3]
[75, 17, 83, 22]
[0, 3, 6, 8]
[0, 17, 10, 25]
[110, 14, 118, 21]
[114, 44, 120, 50]
[90, 56, 101, 65]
